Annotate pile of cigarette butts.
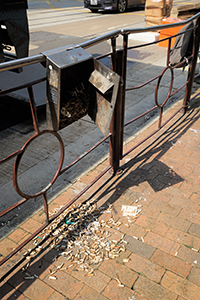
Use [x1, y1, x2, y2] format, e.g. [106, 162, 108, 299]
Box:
[22, 198, 142, 285]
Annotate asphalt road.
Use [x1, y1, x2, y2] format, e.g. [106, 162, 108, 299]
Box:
[27, 0, 194, 10]
[28, 0, 83, 9]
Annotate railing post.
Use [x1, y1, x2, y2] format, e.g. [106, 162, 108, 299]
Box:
[183, 16, 200, 113]
[109, 34, 128, 175]
[43, 192, 49, 225]
[27, 86, 40, 134]
[120, 33, 128, 158]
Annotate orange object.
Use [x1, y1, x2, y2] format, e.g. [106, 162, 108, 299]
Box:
[159, 17, 184, 48]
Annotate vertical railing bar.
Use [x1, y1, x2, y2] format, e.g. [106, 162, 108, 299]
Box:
[0, 165, 112, 271]
[158, 107, 163, 129]
[109, 37, 117, 173]
[42, 192, 49, 225]
[122, 106, 183, 158]
[120, 33, 128, 159]
[27, 86, 40, 134]
[110, 38, 124, 174]
[1, 14, 200, 280]
[111, 36, 117, 71]
[167, 37, 172, 66]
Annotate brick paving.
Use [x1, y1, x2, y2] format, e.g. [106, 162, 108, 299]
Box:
[0, 92, 200, 299]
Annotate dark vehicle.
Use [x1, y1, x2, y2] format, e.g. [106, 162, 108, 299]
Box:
[84, 0, 145, 13]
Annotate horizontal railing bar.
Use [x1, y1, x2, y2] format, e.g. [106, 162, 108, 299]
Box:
[170, 81, 188, 97]
[122, 13, 200, 34]
[0, 165, 111, 270]
[127, 26, 197, 51]
[0, 13, 199, 73]
[0, 223, 48, 269]
[74, 30, 120, 49]
[126, 75, 160, 91]
[0, 197, 27, 218]
[0, 54, 45, 72]
[0, 77, 47, 96]
[124, 106, 157, 127]
[59, 133, 111, 175]
[0, 149, 24, 166]
[53, 165, 111, 221]
[123, 106, 183, 158]
[0, 133, 111, 218]
[96, 51, 112, 60]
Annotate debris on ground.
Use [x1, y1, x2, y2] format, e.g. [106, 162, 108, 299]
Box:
[22, 198, 142, 281]
[121, 205, 142, 217]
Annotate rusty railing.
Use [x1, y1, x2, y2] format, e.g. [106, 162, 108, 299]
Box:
[0, 12, 200, 281]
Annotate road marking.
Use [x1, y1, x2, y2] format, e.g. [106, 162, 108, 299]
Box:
[46, 1, 55, 9]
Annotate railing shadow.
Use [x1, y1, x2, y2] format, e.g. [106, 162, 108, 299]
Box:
[92, 104, 200, 208]
[1, 100, 199, 299]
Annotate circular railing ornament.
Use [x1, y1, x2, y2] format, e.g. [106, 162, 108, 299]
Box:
[155, 66, 174, 108]
[13, 130, 64, 199]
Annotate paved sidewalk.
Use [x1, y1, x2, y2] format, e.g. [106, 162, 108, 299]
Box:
[0, 83, 200, 299]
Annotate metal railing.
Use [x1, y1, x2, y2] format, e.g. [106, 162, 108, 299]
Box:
[0, 12, 200, 281]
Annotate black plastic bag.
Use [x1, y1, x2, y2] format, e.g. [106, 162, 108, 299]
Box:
[169, 21, 194, 68]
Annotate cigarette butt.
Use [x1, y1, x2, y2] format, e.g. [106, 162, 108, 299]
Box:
[49, 276, 57, 280]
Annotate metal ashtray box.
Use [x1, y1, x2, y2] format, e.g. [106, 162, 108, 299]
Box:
[45, 47, 120, 135]
[46, 47, 94, 131]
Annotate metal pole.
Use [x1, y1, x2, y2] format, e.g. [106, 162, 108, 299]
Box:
[109, 39, 124, 175]
[27, 86, 40, 134]
[120, 33, 128, 158]
[43, 192, 49, 225]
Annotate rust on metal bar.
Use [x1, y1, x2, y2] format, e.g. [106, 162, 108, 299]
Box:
[0, 223, 48, 268]
[126, 74, 160, 91]
[0, 165, 111, 272]
[51, 165, 111, 221]
[167, 37, 171, 66]
[0, 149, 24, 166]
[120, 33, 128, 159]
[170, 81, 188, 97]
[109, 44, 123, 174]
[155, 66, 174, 109]
[123, 106, 183, 158]
[158, 107, 163, 129]
[60, 133, 111, 176]
[1, 13, 200, 282]
[0, 197, 27, 218]
[13, 130, 64, 199]
[0, 77, 46, 96]
[27, 86, 40, 134]
[124, 106, 157, 127]
[43, 192, 49, 225]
